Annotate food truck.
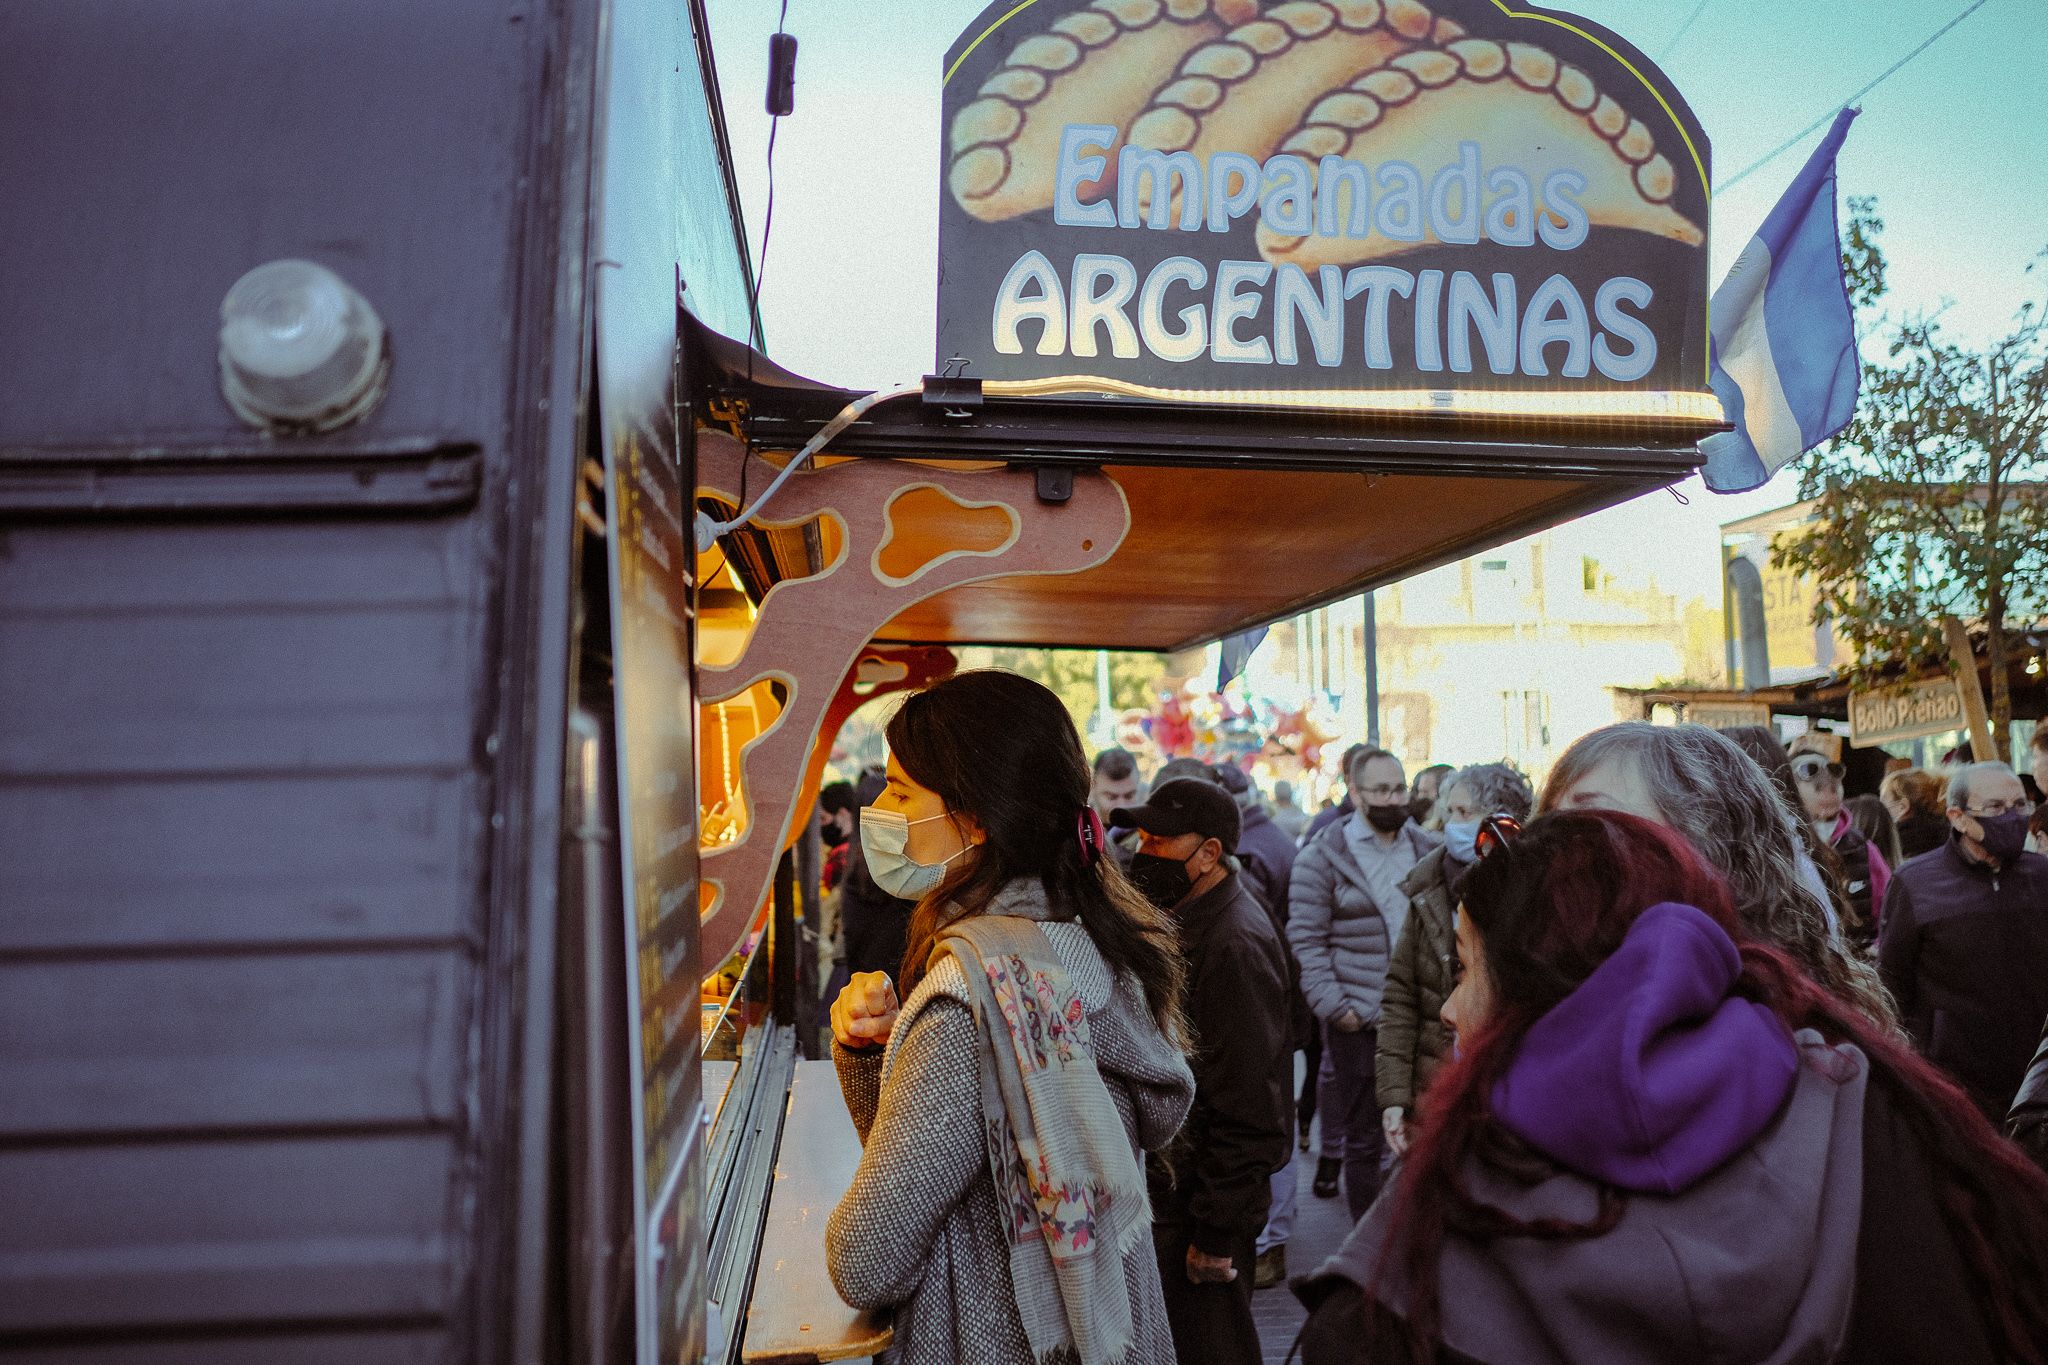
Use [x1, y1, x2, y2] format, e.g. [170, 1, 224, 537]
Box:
[0, 1, 1717, 1361]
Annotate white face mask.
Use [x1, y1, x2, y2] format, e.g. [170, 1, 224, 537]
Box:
[860, 806, 971, 901]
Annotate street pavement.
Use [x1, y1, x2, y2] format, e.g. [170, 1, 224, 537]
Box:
[1250, 1123, 1357, 1364]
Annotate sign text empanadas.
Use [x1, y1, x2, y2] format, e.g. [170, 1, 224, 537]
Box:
[937, 0, 1712, 400]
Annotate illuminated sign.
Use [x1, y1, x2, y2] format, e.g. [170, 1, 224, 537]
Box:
[936, 0, 1712, 403]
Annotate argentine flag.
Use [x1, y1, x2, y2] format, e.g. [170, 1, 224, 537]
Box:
[1701, 107, 1861, 494]
[1217, 625, 1267, 690]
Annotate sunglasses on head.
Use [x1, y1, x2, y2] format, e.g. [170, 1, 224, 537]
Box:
[1475, 812, 1523, 858]
[1792, 755, 1845, 782]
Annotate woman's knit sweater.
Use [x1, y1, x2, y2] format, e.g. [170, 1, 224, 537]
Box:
[824, 892, 1194, 1364]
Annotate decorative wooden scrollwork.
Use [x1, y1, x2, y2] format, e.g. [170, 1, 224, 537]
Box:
[695, 430, 1129, 969]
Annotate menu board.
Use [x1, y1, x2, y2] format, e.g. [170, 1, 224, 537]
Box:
[605, 424, 704, 1364]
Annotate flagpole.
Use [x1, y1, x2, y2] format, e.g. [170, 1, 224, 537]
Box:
[1363, 592, 1380, 748]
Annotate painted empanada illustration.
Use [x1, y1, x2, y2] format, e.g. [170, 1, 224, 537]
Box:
[1257, 38, 1704, 267]
[1124, 0, 1463, 184]
[949, 0, 1263, 223]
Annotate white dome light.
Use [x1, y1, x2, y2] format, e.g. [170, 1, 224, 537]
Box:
[219, 259, 389, 432]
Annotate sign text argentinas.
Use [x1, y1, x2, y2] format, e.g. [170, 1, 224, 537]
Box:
[937, 0, 1712, 397]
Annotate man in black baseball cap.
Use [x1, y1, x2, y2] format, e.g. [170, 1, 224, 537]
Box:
[1113, 778, 1291, 1365]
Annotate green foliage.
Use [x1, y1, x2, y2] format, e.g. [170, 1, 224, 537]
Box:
[968, 648, 1170, 749]
[1772, 199, 2048, 758]
[1840, 195, 1887, 313]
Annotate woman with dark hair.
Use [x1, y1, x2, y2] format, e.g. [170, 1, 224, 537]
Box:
[1882, 767, 1952, 861]
[1542, 722, 1897, 1029]
[824, 671, 1194, 1365]
[1848, 792, 1905, 869]
[1294, 810, 2048, 1364]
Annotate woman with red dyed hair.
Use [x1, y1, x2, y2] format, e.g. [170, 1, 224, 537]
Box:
[1292, 810, 2048, 1365]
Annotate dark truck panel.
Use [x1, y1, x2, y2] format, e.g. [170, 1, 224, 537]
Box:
[0, 1, 534, 442]
[1, 0, 603, 1357]
[0, 518, 490, 1344]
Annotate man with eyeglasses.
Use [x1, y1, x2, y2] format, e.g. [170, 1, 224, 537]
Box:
[1877, 760, 2048, 1121]
[1288, 747, 1440, 1218]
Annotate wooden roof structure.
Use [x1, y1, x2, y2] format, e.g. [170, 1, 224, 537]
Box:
[691, 318, 1722, 654]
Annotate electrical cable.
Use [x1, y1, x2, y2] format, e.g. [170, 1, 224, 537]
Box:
[749, 0, 791, 355]
[739, 0, 794, 515]
[1715, 0, 1991, 192]
[693, 381, 926, 553]
[1657, 0, 1712, 61]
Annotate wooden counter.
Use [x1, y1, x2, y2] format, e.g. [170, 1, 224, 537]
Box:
[741, 1060, 892, 1364]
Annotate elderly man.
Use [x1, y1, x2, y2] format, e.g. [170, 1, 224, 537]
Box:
[1112, 778, 1291, 1365]
[1289, 747, 1439, 1217]
[1879, 761, 2048, 1120]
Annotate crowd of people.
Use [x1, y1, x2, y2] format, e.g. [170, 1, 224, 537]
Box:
[813, 672, 2048, 1364]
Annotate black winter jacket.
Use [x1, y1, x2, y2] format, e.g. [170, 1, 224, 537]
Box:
[1149, 869, 1293, 1257]
[838, 837, 916, 981]
[1235, 803, 1298, 927]
[1877, 839, 2048, 1120]
[1234, 803, 1310, 1049]
[1828, 821, 1882, 943]
[1896, 809, 1949, 862]
[2010, 1016, 2048, 1172]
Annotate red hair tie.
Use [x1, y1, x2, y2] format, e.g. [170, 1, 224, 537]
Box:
[1077, 807, 1106, 867]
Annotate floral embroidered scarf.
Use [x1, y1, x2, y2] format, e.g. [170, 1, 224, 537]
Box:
[934, 903, 1151, 1365]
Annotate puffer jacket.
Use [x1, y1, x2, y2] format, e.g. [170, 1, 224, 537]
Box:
[1287, 818, 1439, 1025]
[1375, 846, 1463, 1113]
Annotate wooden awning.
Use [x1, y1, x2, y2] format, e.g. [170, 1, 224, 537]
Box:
[880, 462, 1669, 651]
[691, 318, 1717, 652]
[687, 320, 1720, 963]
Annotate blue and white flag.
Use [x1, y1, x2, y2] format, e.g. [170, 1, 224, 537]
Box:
[1700, 107, 1861, 494]
[1217, 626, 1267, 691]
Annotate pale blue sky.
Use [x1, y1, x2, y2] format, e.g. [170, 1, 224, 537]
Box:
[705, 0, 2048, 603]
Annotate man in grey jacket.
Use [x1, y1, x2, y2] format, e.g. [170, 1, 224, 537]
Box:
[1288, 747, 1440, 1219]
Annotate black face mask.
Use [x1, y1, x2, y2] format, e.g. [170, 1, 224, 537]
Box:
[1364, 803, 1409, 834]
[820, 822, 849, 849]
[1127, 851, 1198, 910]
[1974, 809, 2031, 863]
[1408, 793, 1434, 824]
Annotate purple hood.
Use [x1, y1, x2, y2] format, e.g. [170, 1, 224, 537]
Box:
[1491, 901, 1798, 1194]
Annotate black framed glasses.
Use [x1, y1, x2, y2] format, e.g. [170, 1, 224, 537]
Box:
[1476, 812, 1523, 858]
[1965, 798, 2034, 819]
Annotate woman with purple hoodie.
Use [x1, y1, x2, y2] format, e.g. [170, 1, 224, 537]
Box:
[1292, 810, 2048, 1365]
